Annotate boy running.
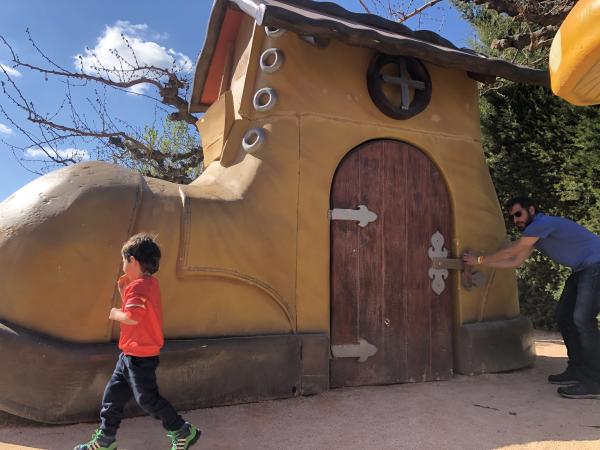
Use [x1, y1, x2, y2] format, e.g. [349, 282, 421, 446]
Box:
[75, 233, 200, 450]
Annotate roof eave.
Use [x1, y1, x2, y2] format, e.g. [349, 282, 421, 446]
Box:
[188, 0, 549, 114]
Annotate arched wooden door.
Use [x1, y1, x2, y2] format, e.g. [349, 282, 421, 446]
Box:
[330, 140, 453, 387]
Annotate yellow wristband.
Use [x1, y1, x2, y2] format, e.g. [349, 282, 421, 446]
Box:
[477, 255, 484, 265]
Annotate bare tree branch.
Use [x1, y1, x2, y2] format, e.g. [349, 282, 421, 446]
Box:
[492, 25, 559, 51]
[0, 30, 203, 184]
[359, 0, 445, 24]
[462, 0, 574, 53]
[396, 0, 444, 23]
[358, 0, 373, 14]
[469, 0, 573, 27]
[3, 33, 199, 126]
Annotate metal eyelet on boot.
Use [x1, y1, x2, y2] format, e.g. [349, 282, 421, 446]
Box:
[253, 87, 278, 112]
[265, 27, 286, 38]
[260, 48, 284, 73]
[242, 128, 266, 153]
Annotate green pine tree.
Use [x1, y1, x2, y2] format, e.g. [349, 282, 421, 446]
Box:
[455, 1, 600, 329]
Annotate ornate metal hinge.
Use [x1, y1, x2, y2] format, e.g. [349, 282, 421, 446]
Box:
[328, 204, 377, 228]
[331, 338, 378, 363]
[428, 231, 449, 295]
[428, 231, 486, 295]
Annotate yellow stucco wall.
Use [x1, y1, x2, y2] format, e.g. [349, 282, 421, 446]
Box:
[183, 18, 520, 334]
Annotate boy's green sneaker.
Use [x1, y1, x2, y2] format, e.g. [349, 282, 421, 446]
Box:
[167, 422, 201, 450]
[74, 428, 117, 450]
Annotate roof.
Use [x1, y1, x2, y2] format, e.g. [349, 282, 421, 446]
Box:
[189, 0, 549, 113]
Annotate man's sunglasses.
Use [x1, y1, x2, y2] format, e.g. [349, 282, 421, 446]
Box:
[508, 210, 525, 221]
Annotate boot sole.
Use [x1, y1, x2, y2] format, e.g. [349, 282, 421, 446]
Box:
[548, 379, 579, 385]
[558, 392, 600, 399]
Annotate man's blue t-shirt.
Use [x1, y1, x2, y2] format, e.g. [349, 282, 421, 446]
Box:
[522, 213, 600, 271]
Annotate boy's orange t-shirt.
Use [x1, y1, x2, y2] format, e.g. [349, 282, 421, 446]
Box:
[119, 276, 164, 357]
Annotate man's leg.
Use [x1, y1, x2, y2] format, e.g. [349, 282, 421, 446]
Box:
[558, 263, 600, 398]
[551, 273, 583, 379]
[573, 264, 600, 384]
[99, 352, 134, 438]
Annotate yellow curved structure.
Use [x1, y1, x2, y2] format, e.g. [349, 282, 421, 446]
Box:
[550, 0, 600, 105]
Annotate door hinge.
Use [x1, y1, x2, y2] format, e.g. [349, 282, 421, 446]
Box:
[328, 205, 377, 228]
[331, 338, 378, 363]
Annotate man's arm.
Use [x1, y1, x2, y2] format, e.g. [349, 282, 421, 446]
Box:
[463, 236, 538, 269]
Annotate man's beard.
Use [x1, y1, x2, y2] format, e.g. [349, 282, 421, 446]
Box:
[517, 215, 534, 231]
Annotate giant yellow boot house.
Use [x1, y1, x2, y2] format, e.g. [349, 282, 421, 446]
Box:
[0, 0, 549, 423]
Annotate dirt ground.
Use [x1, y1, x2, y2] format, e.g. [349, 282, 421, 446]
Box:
[1, 330, 599, 450]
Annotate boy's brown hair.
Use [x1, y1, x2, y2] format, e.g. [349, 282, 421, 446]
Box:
[121, 233, 161, 274]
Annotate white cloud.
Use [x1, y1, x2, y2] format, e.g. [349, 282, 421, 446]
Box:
[74, 20, 193, 94]
[128, 83, 148, 95]
[153, 32, 170, 41]
[25, 147, 90, 161]
[0, 63, 22, 78]
[0, 123, 12, 135]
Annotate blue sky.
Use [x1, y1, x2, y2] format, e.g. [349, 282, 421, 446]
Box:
[0, 0, 474, 201]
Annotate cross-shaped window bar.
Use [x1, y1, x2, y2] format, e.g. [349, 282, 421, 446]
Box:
[380, 59, 426, 110]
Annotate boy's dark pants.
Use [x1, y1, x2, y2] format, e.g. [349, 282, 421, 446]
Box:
[556, 262, 600, 388]
[100, 352, 185, 436]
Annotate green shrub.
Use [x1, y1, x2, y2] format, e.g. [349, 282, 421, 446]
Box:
[481, 83, 600, 330]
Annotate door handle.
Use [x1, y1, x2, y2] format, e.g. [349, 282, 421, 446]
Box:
[431, 257, 487, 290]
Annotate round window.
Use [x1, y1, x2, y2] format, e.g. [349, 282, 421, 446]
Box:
[367, 54, 432, 120]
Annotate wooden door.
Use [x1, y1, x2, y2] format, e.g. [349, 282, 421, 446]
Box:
[330, 140, 452, 387]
